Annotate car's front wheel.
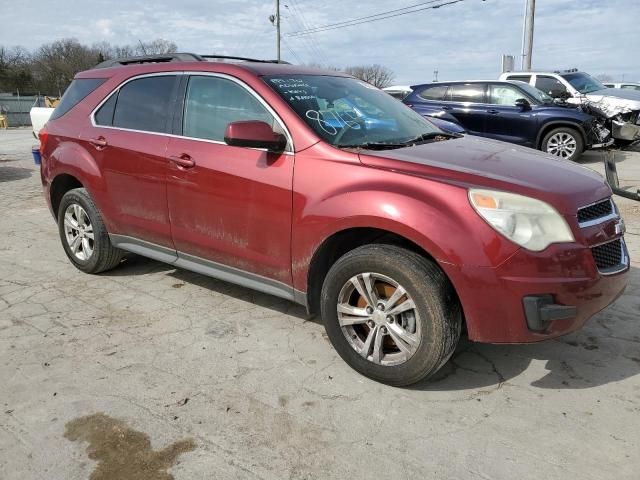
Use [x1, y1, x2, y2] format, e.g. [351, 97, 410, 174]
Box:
[541, 127, 584, 161]
[58, 188, 123, 274]
[320, 244, 461, 386]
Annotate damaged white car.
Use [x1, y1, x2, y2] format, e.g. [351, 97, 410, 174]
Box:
[500, 69, 640, 144]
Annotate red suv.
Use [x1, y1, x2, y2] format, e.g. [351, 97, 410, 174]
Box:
[39, 54, 629, 386]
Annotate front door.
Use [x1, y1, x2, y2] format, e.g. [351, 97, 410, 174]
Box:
[166, 74, 294, 286]
[483, 84, 537, 148]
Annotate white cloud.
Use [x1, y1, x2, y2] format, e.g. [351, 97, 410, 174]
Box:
[95, 19, 113, 37]
[0, 0, 638, 82]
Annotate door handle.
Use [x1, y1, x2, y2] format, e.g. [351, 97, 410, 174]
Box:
[169, 154, 196, 169]
[487, 109, 500, 114]
[89, 137, 108, 149]
[441, 106, 453, 110]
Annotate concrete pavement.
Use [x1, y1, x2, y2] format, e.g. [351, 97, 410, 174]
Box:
[1, 128, 639, 480]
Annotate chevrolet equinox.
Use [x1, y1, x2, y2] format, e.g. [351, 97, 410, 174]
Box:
[39, 54, 629, 386]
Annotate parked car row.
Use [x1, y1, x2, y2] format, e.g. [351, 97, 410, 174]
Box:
[402, 80, 610, 161]
[38, 54, 629, 386]
[383, 69, 640, 161]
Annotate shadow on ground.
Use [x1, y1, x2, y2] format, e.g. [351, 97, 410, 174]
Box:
[0, 165, 33, 182]
[102, 254, 310, 320]
[101, 256, 639, 392]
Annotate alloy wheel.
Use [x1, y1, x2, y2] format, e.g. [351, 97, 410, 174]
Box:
[337, 272, 421, 366]
[63, 203, 94, 261]
[546, 132, 577, 159]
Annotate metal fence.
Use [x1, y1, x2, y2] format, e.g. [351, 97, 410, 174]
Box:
[0, 95, 45, 127]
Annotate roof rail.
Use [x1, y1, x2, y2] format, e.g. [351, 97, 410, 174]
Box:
[93, 53, 204, 69]
[200, 55, 290, 64]
[93, 52, 290, 69]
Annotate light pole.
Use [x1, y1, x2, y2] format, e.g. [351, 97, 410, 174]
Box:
[270, 1, 281, 62]
[521, 0, 535, 70]
[276, 0, 281, 63]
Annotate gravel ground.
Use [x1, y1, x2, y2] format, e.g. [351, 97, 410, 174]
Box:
[1, 128, 639, 480]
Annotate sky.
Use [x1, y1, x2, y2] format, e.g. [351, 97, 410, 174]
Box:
[1, 0, 638, 85]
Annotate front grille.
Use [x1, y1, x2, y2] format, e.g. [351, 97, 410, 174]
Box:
[577, 198, 614, 225]
[591, 239, 623, 272]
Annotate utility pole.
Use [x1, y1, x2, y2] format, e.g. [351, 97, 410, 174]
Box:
[276, 0, 281, 63]
[521, 0, 536, 70]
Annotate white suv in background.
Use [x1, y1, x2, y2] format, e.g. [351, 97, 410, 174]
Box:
[604, 82, 640, 91]
[499, 70, 640, 144]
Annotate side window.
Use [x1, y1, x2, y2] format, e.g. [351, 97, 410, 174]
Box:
[447, 84, 485, 103]
[535, 76, 567, 98]
[417, 85, 447, 101]
[183, 76, 279, 143]
[112, 76, 177, 133]
[506, 75, 532, 84]
[94, 94, 117, 126]
[622, 85, 640, 91]
[489, 85, 526, 105]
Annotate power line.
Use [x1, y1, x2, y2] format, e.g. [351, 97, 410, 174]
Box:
[290, 0, 444, 34]
[287, 0, 468, 37]
[285, 0, 331, 65]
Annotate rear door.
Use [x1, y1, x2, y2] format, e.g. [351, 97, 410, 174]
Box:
[165, 74, 294, 286]
[483, 84, 537, 147]
[87, 74, 179, 248]
[443, 83, 488, 135]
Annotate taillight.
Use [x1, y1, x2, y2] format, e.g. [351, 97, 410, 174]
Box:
[38, 126, 49, 155]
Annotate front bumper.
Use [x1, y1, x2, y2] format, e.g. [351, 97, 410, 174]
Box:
[442, 237, 629, 343]
[612, 118, 640, 141]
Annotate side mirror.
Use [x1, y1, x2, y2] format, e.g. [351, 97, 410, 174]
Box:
[224, 121, 287, 152]
[515, 98, 531, 110]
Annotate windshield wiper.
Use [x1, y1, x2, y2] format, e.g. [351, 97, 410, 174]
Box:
[338, 142, 407, 150]
[405, 131, 462, 144]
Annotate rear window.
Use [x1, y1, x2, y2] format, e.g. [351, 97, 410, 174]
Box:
[50, 78, 106, 120]
[417, 85, 447, 101]
[506, 75, 532, 84]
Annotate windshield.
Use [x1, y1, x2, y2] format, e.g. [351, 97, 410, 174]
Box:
[516, 82, 553, 104]
[264, 75, 441, 147]
[561, 72, 606, 94]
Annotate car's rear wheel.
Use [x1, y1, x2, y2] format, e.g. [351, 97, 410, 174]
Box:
[320, 244, 461, 386]
[541, 127, 584, 161]
[58, 188, 123, 274]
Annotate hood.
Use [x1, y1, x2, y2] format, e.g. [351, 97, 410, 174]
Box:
[359, 135, 611, 215]
[581, 88, 640, 117]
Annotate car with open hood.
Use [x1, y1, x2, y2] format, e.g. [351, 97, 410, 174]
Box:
[38, 54, 629, 386]
[500, 70, 640, 144]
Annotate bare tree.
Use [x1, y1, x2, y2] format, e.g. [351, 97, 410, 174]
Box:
[135, 39, 178, 56]
[343, 64, 395, 88]
[0, 38, 182, 95]
[31, 38, 99, 95]
[0, 46, 33, 92]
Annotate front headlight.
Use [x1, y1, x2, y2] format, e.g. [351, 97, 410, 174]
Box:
[468, 189, 574, 251]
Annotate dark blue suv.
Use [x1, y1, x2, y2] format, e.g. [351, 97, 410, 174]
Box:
[404, 80, 612, 161]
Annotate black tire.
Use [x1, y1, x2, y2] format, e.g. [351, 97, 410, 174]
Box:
[540, 126, 584, 161]
[57, 188, 123, 274]
[320, 244, 461, 386]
